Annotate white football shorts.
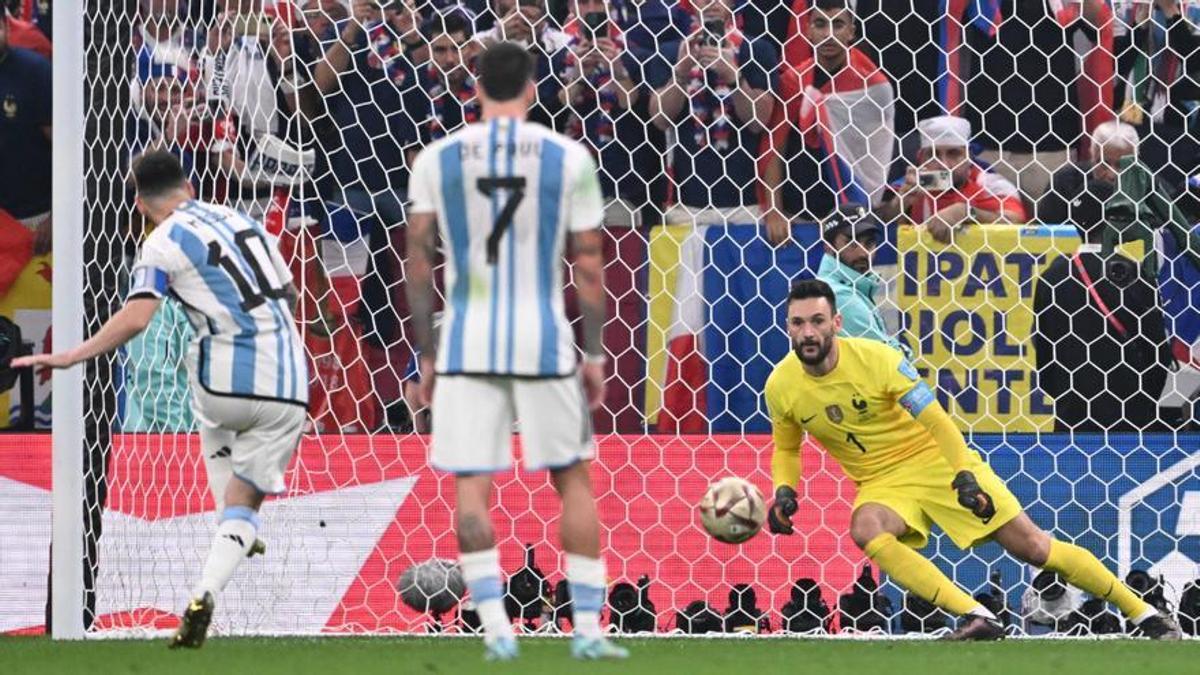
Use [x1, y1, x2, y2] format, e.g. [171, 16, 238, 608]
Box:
[192, 388, 306, 495]
[431, 375, 594, 474]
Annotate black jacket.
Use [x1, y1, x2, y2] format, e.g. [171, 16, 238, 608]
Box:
[1033, 247, 1172, 431]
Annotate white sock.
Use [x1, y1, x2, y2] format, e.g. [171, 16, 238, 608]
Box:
[460, 549, 513, 641]
[1131, 606, 1159, 625]
[967, 605, 998, 621]
[566, 553, 606, 638]
[193, 507, 257, 599]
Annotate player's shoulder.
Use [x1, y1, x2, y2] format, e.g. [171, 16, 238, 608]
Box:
[530, 124, 594, 164]
[412, 131, 462, 166]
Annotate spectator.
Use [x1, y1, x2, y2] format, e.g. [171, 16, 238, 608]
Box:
[475, 0, 573, 129]
[561, 0, 645, 227]
[1039, 121, 1139, 225]
[762, 0, 894, 243]
[1033, 177, 1172, 432]
[201, 11, 317, 224]
[4, 6, 50, 59]
[0, 13, 52, 254]
[1115, 0, 1200, 191]
[648, 0, 776, 227]
[965, 0, 1113, 203]
[876, 115, 1026, 244]
[815, 203, 905, 355]
[415, 9, 480, 142]
[309, 1, 431, 427]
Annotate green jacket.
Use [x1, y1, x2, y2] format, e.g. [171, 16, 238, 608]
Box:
[122, 297, 196, 432]
[816, 255, 908, 356]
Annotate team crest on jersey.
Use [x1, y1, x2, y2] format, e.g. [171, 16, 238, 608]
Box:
[825, 405, 843, 424]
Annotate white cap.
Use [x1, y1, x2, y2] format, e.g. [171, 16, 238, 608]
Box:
[918, 115, 971, 150]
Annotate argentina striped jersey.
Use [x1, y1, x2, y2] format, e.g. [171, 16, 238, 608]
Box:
[127, 200, 308, 405]
[407, 118, 605, 377]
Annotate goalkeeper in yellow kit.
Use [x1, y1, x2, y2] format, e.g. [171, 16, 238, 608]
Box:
[765, 279, 1181, 640]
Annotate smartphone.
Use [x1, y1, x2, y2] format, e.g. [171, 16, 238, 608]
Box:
[702, 18, 724, 47]
[918, 170, 953, 192]
[583, 11, 609, 41]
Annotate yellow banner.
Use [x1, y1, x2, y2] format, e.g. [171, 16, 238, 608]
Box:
[897, 225, 1080, 432]
[0, 255, 52, 429]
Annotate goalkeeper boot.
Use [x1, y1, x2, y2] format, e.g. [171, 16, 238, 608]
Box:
[1134, 612, 1182, 640]
[943, 614, 1005, 641]
[571, 636, 630, 660]
[169, 592, 214, 649]
[247, 538, 266, 558]
[484, 636, 519, 662]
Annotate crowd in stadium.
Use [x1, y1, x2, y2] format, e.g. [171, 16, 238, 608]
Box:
[1, 0, 1200, 434]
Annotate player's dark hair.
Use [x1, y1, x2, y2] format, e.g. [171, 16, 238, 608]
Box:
[788, 278, 838, 314]
[131, 150, 189, 199]
[477, 42, 533, 102]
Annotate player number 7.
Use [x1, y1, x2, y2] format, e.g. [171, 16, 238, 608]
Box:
[476, 176, 527, 265]
[846, 431, 867, 454]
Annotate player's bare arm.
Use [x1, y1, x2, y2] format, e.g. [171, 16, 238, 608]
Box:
[570, 228, 606, 410]
[11, 297, 162, 370]
[404, 210, 438, 407]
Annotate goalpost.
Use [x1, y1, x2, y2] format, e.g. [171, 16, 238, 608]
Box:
[36, 1, 1199, 640]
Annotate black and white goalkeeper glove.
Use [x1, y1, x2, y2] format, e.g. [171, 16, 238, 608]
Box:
[952, 470, 996, 523]
[767, 485, 799, 535]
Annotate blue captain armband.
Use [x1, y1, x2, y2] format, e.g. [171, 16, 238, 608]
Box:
[127, 266, 170, 299]
[899, 381, 936, 418]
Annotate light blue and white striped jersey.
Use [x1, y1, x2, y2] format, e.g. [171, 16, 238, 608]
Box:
[127, 200, 308, 405]
[408, 118, 604, 377]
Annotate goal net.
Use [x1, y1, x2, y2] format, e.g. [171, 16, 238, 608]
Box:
[5, 0, 1199, 638]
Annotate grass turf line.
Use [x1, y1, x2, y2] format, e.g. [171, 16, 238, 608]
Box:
[3, 636, 1196, 675]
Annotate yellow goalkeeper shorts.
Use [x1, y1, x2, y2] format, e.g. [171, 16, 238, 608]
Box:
[853, 455, 1023, 551]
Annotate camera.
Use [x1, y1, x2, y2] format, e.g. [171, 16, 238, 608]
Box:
[917, 169, 953, 192]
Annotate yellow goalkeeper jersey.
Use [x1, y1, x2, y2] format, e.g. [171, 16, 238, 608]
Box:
[765, 336, 945, 485]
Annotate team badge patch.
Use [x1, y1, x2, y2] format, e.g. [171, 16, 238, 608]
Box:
[825, 405, 843, 423]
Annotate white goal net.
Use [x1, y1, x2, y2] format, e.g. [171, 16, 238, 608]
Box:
[2, 0, 1199, 638]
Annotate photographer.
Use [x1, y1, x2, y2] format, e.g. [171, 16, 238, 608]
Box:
[648, 0, 776, 227]
[876, 115, 1027, 244]
[1033, 176, 1173, 432]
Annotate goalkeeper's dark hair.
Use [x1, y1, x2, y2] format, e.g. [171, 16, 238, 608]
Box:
[131, 150, 189, 200]
[477, 41, 533, 102]
[788, 278, 838, 314]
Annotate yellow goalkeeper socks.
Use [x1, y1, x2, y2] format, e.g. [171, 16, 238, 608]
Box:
[1043, 539, 1153, 621]
[864, 533, 982, 617]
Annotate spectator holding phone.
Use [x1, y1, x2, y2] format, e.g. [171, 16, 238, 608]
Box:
[648, 0, 777, 227]
[876, 115, 1026, 243]
[561, 0, 646, 227]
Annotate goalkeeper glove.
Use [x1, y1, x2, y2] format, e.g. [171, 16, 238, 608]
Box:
[951, 471, 996, 523]
[767, 485, 799, 535]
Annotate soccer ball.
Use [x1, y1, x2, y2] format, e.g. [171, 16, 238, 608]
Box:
[698, 477, 767, 544]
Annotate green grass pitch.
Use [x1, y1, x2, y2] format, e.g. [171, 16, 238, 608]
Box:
[3, 636, 1197, 675]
